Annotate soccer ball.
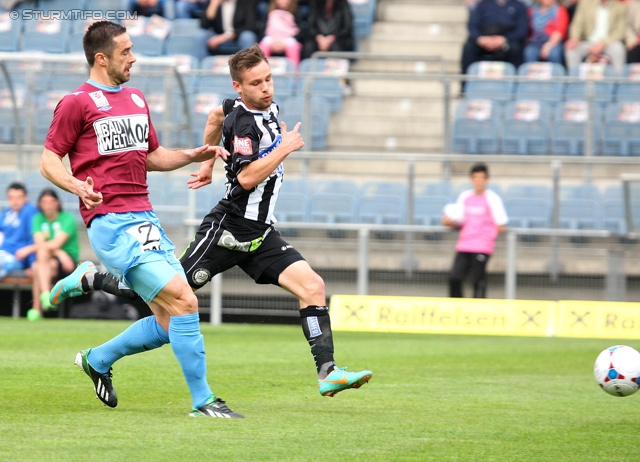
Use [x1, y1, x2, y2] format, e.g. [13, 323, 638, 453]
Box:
[442, 203, 464, 225]
[594, 345, 640, 397]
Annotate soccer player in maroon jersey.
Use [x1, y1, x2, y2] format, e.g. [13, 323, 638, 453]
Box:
[40, 21, 243, 418]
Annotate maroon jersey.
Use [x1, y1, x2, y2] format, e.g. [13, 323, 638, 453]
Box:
[44, 81, 160, 226]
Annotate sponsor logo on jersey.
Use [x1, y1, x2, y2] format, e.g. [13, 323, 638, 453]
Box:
[233, 136, 253, 155]
[88, 90, 109, 109]
[131, 93, 145, 108]
[259, 135, 283, 175]
[93, 114, 149, 155]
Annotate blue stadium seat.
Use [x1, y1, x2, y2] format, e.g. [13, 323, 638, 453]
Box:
[558, 198, 601, 230]
[198, 56, 236, 99]
[602, 102, 640, 156]
[40, 0, 86, 11]
[551, 101, 601, 155]
[164, 34, 199, 58]
[276, 192, 309, 222]
[505, 183, 552, 201]
[309, 192, 356, 223]
[298, 58, 348, 112]
[413, 194, 449, 226]
[559, 184, 601, 201]
[132, 34, 164, 57]
[615, 64, 640, 102]
[414, 181, 454, 200]
[504, 197, 551, 229]
[312, 179, 359, 196]
[501, 100, 551, 155]
[0, 31, 19, 52]
[360, 181, 407, 198]
[279, 96, 330, 150]
[452, 99, 501, 154]
[565, 63, 616, 107]
[170, 18, 201, 35]
[21, 30, 69, 53]
[515, 62, 565, 105]
[601, 198, 626, 234]
[357, 194, 406, 225]
[465, 61, 517, 102]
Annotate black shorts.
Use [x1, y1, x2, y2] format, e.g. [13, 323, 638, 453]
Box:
[179, 209, 305, 289]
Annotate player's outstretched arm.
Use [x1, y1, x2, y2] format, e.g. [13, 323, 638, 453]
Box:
[146, 145, 229, 172]
[237, 121, 304, 190]
[40, 148, 103, 210]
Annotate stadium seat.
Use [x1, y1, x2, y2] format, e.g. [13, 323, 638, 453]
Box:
[501, 100, 551, 155]
[132, 34, 164, 57]
[276, 192, 309, 222]
[551, 101, 601, 155]
[309, 192, 356, 223]
[40, 0, 86, 11]
[279, 96, 330, 150]
[515, 62, 565, 105]
[559, 184, 601, 201]
[413, 194, 450, 226]
[565, 62, 616, 107]
[357, 194, 406, 224]
[298, 58, 349, 112]
[452, 99, 501, 154]
[602, 102, 640, 156]
[170, 18, 201, 35]
[349, 0, 377, 47]
[21, 30, 70, 53]
[360, 181, 407, 198]
[601, 198, 626, 234]
[198, 56, 237, 99]
[558, 198, 601, 231]
[164, 34, 200, 59]
[505, 183, 552, 202]
[414, 181, 454, 200]
[0, 31, 19, 52]
[311, 179, 359, 196]
[616, 64, 640, 102]
[504, 197, 552, 229]
[464, 61, 517, 102]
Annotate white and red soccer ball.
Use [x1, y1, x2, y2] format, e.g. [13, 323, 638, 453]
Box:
[594, 345, 640, 397]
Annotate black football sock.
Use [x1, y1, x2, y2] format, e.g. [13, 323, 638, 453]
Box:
[86, 272, 144, 302]
[300, 305, 336, 379]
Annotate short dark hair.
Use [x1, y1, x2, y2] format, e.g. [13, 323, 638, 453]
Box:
[228, 44, 269, 83]
[83, 21, 127, 67]
[38, 188, 62, 212]
[7, 182, 26, 194]
[470, 162, 489, 176]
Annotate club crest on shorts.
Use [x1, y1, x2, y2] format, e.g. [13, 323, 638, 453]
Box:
[193, 268, 211, 285]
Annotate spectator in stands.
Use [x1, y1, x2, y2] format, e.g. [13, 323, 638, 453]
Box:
[0, 182, 37, 281]
[123, 0, 176, 19]
[175, 0, 209, 19]
[442, 163, 508, 299]
[523, 0, 569, 65]
[460, 0, 529, 78]
[564, 0, 627, 73]
[198, 0, 259, 58]
[302, 0, 354, 59]
[625, 0, 640, 63]
[27, 188, 80, 320]
[259, 0, 303, 69]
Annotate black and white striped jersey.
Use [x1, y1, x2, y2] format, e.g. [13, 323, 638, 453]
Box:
[218, 98, 284, 225]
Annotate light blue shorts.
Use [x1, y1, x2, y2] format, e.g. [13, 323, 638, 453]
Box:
[87, 211, 185, 302]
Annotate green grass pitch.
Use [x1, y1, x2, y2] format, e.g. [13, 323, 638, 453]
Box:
[1, 319, 638, 461]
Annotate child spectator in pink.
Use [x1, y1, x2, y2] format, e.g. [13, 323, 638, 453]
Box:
[442, 163, 508, 298]
[259, 0, 302, 69]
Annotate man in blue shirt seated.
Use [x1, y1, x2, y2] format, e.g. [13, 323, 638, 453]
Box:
[0, 182, 38, 279]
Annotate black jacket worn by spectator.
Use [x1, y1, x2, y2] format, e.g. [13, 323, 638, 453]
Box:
[303, 0, 354, 59]
[200, 0, 258, 37]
